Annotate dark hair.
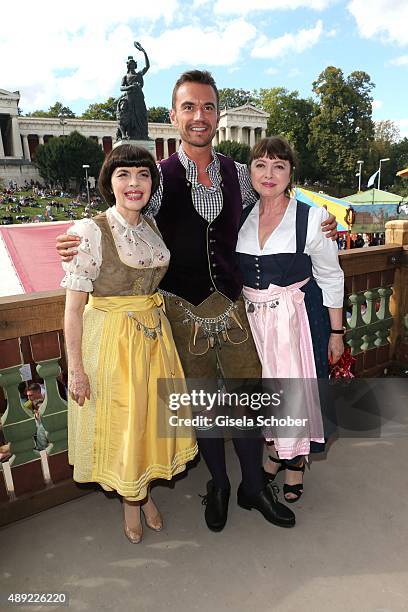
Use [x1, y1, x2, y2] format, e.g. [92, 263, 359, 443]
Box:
[27, 383, 41, 393]
[172, 70, 219, 111]
[98, 144, 159, 207]
[249, 136, 298, 197]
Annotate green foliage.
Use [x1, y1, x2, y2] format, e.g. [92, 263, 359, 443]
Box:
[215, 140, 250, 164]
[389, 138, 408, 195]
[255, 87, 319, 181]
[218, 88, 257, 109]
[27, 101, 76, 118]
[374, 120, 400, 145]
[82, 97, 117, 120]
[35, 131, 104, 189]
[147, 106, 170, 123]
[308, 67, 375, 187]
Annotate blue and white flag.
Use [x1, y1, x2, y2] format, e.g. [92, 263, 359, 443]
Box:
[367, 170, 379, 188]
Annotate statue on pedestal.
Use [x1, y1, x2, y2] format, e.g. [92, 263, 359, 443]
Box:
[116, 41, 150, 141]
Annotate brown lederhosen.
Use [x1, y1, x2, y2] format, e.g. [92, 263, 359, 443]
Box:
[163, 291, 261, 380]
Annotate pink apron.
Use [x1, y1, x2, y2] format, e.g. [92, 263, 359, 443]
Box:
[243, 278, 325, 459]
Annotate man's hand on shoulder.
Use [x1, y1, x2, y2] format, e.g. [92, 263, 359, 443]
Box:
[321, 212, 338, 240]
[56, 233, 80, 262]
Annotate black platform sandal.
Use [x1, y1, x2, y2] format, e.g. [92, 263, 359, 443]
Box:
[283, 461, 305, 503]
[263, 456, 285, 483]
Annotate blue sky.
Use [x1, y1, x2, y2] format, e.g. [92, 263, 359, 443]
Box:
[3, 0, 408, 137]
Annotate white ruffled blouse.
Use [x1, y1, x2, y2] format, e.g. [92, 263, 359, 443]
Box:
[61, 206, 170, 292]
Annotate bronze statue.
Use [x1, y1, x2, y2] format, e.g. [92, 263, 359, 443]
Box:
[116, 41, 150, 140]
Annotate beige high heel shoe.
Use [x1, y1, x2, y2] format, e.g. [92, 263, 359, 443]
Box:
[142, 496, 163, 532]
[123, 501, 143, 544]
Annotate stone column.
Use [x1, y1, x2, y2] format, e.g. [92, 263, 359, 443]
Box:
[249, 128, 255, 148]
[163, 139, 169, 159]
[261, 128, 267, 139]
[385, 220, 408, 364]
[98, 137, 103, 148]
[225, 126, 231, 141]
[11, 116, 23, 158]
[38, 135, 44, 145]
[237, 126, 243, 143]
[175, 139, 180, 151]
[0, 130, 4, 157]
[22, 135, 31, 161]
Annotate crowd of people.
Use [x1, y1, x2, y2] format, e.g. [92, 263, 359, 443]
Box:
[337, 232, 386, 249]
[0, 181, 104, 225]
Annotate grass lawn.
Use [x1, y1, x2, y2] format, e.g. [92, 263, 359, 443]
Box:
[0, 191, 107, 224]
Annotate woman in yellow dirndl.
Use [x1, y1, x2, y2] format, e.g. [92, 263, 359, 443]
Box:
[62, 145, 197, 543]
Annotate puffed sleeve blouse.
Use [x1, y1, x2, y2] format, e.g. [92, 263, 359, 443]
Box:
[61, 206, 170, 292]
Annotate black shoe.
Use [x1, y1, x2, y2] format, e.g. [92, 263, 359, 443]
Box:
[283, 460, 306, 504]
[237, 482, 295, 528]
[262, 455, 285, 483]
[200, 480, 230, 532]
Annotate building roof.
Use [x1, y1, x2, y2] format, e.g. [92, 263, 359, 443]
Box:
[396, 167, 408, 178]
[341, 188, 404, 205]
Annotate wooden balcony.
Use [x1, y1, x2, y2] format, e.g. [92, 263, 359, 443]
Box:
[1, 221, 407, 526]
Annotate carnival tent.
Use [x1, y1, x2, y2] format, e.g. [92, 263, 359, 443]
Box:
[294, 187, 349, 231]
[340, 188, 407, 233]
[0, 221, 72, 297]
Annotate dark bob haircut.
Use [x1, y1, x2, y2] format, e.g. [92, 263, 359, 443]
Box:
[249, 136, 298, 197]
[98, 144, 159, 207]
[172, 69, 219, 111]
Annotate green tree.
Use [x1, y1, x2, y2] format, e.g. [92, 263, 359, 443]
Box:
[82, 97, 117, 120]
[147, 106, 170, 123]
[35, 131, 104, 189]
[308, 67, 375, 190]
[218, 88, 257, 109]
[215, 140, 250, 164]
[27, 101, 76, 118]
[256, 87, 318, 181]
[374, 120, 400, 144]
[390, 137, 408, 196]
[365, 120, 401, 189]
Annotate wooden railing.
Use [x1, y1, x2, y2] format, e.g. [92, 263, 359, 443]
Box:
[1, 224, 407, 524]
[339, 244, 407, 375]
[0, 290, 89, 525]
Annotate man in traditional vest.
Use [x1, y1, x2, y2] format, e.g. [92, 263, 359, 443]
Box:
[57, 70, 337, 533]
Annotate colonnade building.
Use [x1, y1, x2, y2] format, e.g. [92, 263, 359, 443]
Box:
[0, 88, 269, 183]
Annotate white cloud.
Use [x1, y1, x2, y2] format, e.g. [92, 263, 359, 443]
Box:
[251, 20, 323, 59]
[214, 0, 331, 14]
[265, 67, 279, 75]
[390, 55, 408, 66]
[142, 20, 257, 70]
[347, 0, 408, 46]
[1, 3, 256, 112]
[1, 0, 178, 110]
[372, 100, 383, 110]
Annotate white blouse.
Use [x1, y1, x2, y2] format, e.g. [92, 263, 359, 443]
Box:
[61, 207, 170, 292]
[236, 198, 344, 308]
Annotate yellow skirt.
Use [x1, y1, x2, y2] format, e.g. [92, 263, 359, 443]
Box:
[68, 293, 198, 501]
